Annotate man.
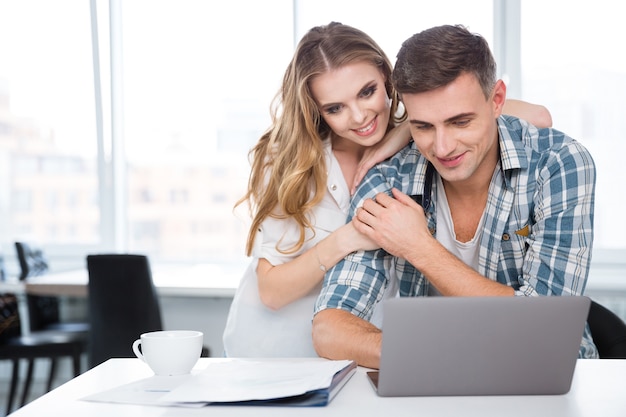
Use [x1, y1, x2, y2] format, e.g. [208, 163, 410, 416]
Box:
[312, 25, 598, 369]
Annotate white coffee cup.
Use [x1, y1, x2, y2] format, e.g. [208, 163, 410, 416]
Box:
[132, 330, 203, 376]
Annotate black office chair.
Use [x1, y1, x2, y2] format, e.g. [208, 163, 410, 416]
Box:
[587, 300, 626, 359]
[14, 241, 90, 335]
[1, 293, 83, 415]
[86, 254, 209, 369]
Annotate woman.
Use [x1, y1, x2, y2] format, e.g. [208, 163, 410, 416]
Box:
[222, 22, 551, 357]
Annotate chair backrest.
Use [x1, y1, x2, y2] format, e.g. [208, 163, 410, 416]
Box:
[587, 300, 626, 359]
[86, 254, 163, 368]
[0, 254, 6, 281]
[0, 293, 22, 342]
[15, 241, 49, 280]
[14, 241, 59, 331]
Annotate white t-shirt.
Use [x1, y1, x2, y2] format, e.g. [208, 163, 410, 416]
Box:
[435, 174, 483, 270]
[223, 139, 396, 357]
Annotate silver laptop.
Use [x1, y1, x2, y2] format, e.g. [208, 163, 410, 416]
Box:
[368, 296, 590, 396]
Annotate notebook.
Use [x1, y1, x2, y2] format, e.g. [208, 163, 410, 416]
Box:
[368, 296, 590, 396]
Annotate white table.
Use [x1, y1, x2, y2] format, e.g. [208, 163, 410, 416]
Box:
[7, 358, 626, 417]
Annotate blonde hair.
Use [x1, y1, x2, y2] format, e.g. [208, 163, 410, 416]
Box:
[238, 22, 404, 255]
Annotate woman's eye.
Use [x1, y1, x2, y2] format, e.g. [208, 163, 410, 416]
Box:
[324, 105, 341, 115]
[360, 86, 376, 98]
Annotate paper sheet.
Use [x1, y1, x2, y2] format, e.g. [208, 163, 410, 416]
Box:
[82, 373, 206, 408]
[82, 358, 354, 407]
[161, 359, 352, 403]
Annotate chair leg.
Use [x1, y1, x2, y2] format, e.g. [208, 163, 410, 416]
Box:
[20, 359, 35, 407]
[71, 351, 81, 377]
[46, 357, 58, 392]
[7, 359, 20, 416]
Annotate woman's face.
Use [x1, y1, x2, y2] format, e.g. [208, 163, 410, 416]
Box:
[310, 61, 391, 148]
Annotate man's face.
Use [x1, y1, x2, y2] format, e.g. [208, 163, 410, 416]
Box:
[402, 72, 505, 189]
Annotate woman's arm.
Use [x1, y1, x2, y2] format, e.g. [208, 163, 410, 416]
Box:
[257, 222, 379, 310]
[502, 99, 553, 128]
[351, 121, 411, 194]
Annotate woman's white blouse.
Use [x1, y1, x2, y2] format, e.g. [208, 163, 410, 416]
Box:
[222, 139, 397, 357]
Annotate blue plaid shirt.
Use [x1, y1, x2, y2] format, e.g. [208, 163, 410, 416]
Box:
[315, 115, 598, 358]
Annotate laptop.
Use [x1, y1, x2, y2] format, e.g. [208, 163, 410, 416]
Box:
[368, 296, 590, 396]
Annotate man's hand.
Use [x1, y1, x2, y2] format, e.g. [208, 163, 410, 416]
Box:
[353, 188, 432, 259]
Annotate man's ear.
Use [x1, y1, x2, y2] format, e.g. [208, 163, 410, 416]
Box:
[492, 79, 507, 117]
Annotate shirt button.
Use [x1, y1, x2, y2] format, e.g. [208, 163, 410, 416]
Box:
[331, 184, 337, 191]
[502, 233, 510, 241]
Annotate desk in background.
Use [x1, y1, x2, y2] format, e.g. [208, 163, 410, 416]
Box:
[6, 358, 626, 417]
[5, 260, 624, 300]
[4, 263, 245, 298]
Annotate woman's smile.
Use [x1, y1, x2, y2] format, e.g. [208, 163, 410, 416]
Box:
[353, 116, 378, 137]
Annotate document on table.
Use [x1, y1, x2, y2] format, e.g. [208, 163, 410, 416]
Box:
[82, 358, 357, 407]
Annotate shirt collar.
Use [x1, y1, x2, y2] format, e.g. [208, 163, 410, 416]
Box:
[498, 115, 529, 172]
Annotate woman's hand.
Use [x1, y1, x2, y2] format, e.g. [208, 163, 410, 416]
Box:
[341, 220, 380, 253]
[351, 121, 411, 194]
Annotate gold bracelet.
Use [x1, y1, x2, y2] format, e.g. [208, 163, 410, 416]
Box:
[314, 244, 327, 273]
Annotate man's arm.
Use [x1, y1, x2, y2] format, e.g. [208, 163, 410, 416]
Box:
[312, 309, 382, 369]
[400, 228, 514, 296]
[354, 188, 514, 296]
[313, 147, 425, 368]
[312, 248, 392, 367]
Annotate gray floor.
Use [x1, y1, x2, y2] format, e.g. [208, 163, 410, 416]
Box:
[1, 356, 84, 416]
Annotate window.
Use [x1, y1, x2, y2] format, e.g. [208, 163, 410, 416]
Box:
[520, 0, 626, 261]
[0, 0, 622, 273]
[295, 0, 492, 65]
[120, 0, 294, 263]
[0, 1, 99, 262]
